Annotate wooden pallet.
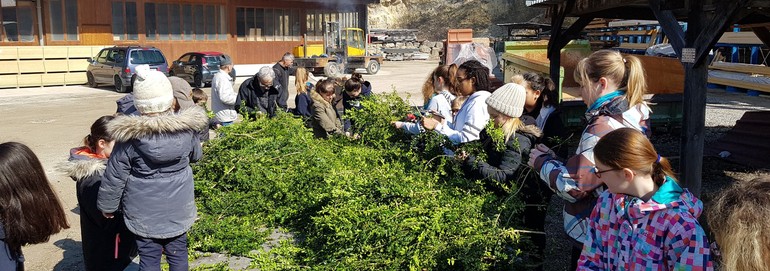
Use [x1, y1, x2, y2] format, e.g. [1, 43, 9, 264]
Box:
[0, 46, 106, 89]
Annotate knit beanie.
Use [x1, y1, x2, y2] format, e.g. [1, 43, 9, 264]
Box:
[132, 65, 174, 114]
[486, 83, 526, 118]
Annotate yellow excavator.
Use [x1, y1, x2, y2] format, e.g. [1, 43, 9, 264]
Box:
[293, 22, 383, 77]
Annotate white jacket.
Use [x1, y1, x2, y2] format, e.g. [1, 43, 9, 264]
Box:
[211, 71, 237, 123]
[436, 90, 491, 144]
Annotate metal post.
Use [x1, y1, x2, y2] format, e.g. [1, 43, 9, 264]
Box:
[37, 0, 44, 46]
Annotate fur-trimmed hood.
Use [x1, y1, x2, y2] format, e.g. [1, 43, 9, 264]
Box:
[109, 106, 208, 142]
[58, 159, 106, 180]
[57, 147, 106, 180]
[310, 89, 333, 107]
[517, 124, 543, 139]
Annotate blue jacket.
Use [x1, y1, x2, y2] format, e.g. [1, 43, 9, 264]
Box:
[97, 107, 207, 239]
[294, 92, 313, 118]
[0, 224, 22, 271]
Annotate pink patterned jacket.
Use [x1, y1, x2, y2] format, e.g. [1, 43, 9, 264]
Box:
[577, 178, 713, 270]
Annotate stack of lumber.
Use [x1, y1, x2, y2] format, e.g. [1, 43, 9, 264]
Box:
[708, 61, 770, 93]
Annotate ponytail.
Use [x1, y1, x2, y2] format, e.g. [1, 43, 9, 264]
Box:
[651, 155, 677, 187]
[575, 50, 647, 107]
[623, 55, 646, 107]
[84, 115, 115, 153]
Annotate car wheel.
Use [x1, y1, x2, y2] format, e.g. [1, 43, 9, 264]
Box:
[114, 76, 128, 93]
[194, 73, 205, 88]
[366, 60, 380, 75]
[87, 72, 97, 88]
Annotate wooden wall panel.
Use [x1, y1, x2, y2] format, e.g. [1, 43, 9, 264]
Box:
[79, 0, 111, 25]
[234, 42, 300, 65]
[146, 41, 233, 64]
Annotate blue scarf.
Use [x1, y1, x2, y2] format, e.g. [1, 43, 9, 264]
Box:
[587, 90, 625, 113]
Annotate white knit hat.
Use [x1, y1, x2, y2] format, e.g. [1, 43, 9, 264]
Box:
[486, 83, 527, 118]
[132, 65, 174, 114]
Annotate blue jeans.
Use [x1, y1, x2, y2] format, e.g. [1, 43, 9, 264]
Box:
[135, 233, 188, 271]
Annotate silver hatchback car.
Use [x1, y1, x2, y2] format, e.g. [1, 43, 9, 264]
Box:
[86, 46, 169, 93]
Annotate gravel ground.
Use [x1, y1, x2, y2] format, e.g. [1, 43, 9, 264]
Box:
[543, 89, 770, 271]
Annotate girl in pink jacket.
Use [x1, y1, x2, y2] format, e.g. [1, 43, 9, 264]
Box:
[578, 128, 713, 270]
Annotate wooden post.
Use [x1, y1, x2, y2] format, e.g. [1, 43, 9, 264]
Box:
[546, 0, 590, 94]
[650, 0, 751, 196]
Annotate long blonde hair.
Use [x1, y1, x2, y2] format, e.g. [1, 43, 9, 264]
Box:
[574, 50, 646, 107]
[708, 177, 770, 271]
[295, 67, 309, 94]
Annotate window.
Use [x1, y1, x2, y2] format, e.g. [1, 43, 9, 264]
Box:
[155, 4, 168, 40]
[144, 2, 225, 41]
[49, 0, 78, 41]
[144, 3, 155, 39]
[182, 4, 192, 40]
[129, 50, 165, 65]
[168, 4, 180, 40]
[236, 7, 300, 42]
[112, 1, 138, 41]
[306, 10, 360, 42]
[177, 54, 191, 63]
[193, 5, 204, 41]
[96, 49, 108, 64]
[205, 5, 215, 40]
[1, 0, 35, 42]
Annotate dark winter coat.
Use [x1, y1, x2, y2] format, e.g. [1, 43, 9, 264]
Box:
[116, 94, 139, 116]
[236, 76, 281, 118]
[59, 148, 137, 271]
[463, 124, 542, 186]
[341, 81, 373, 131]
[522, 107, 569, 158]
[97, 107, 207, 239]
[0, 224, 22, 271]
[272, 62, 296, 112]
[293, 92, 313, 118]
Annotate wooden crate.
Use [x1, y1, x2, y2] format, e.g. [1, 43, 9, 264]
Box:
[16, 74, 42, 87]
[68, 59, 90, 72]
[0, 75, 17, 88]
[42, 73, 66, 85]
[0, 45, 109, 88]
[65, 72, 87, 84]
[17, 47, 44, 59]
[18, 60, 45, 73]
[43, 47, 69, 59]
[45, 60, 70, 73]
[0, 48, 18, 60]
[0, 61, 19, 74]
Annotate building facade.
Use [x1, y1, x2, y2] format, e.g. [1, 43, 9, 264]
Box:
[0, 0, 375, 64]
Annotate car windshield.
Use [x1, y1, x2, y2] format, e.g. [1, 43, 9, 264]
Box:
[130, 50, 166, 65]
[205, 56, 220, 64]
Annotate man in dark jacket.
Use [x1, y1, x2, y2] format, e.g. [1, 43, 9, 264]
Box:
[236, 66, 281, 118]
[272, 53, 296, 112]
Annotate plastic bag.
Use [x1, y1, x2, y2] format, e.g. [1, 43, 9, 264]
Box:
[451, 43, 498, 75]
